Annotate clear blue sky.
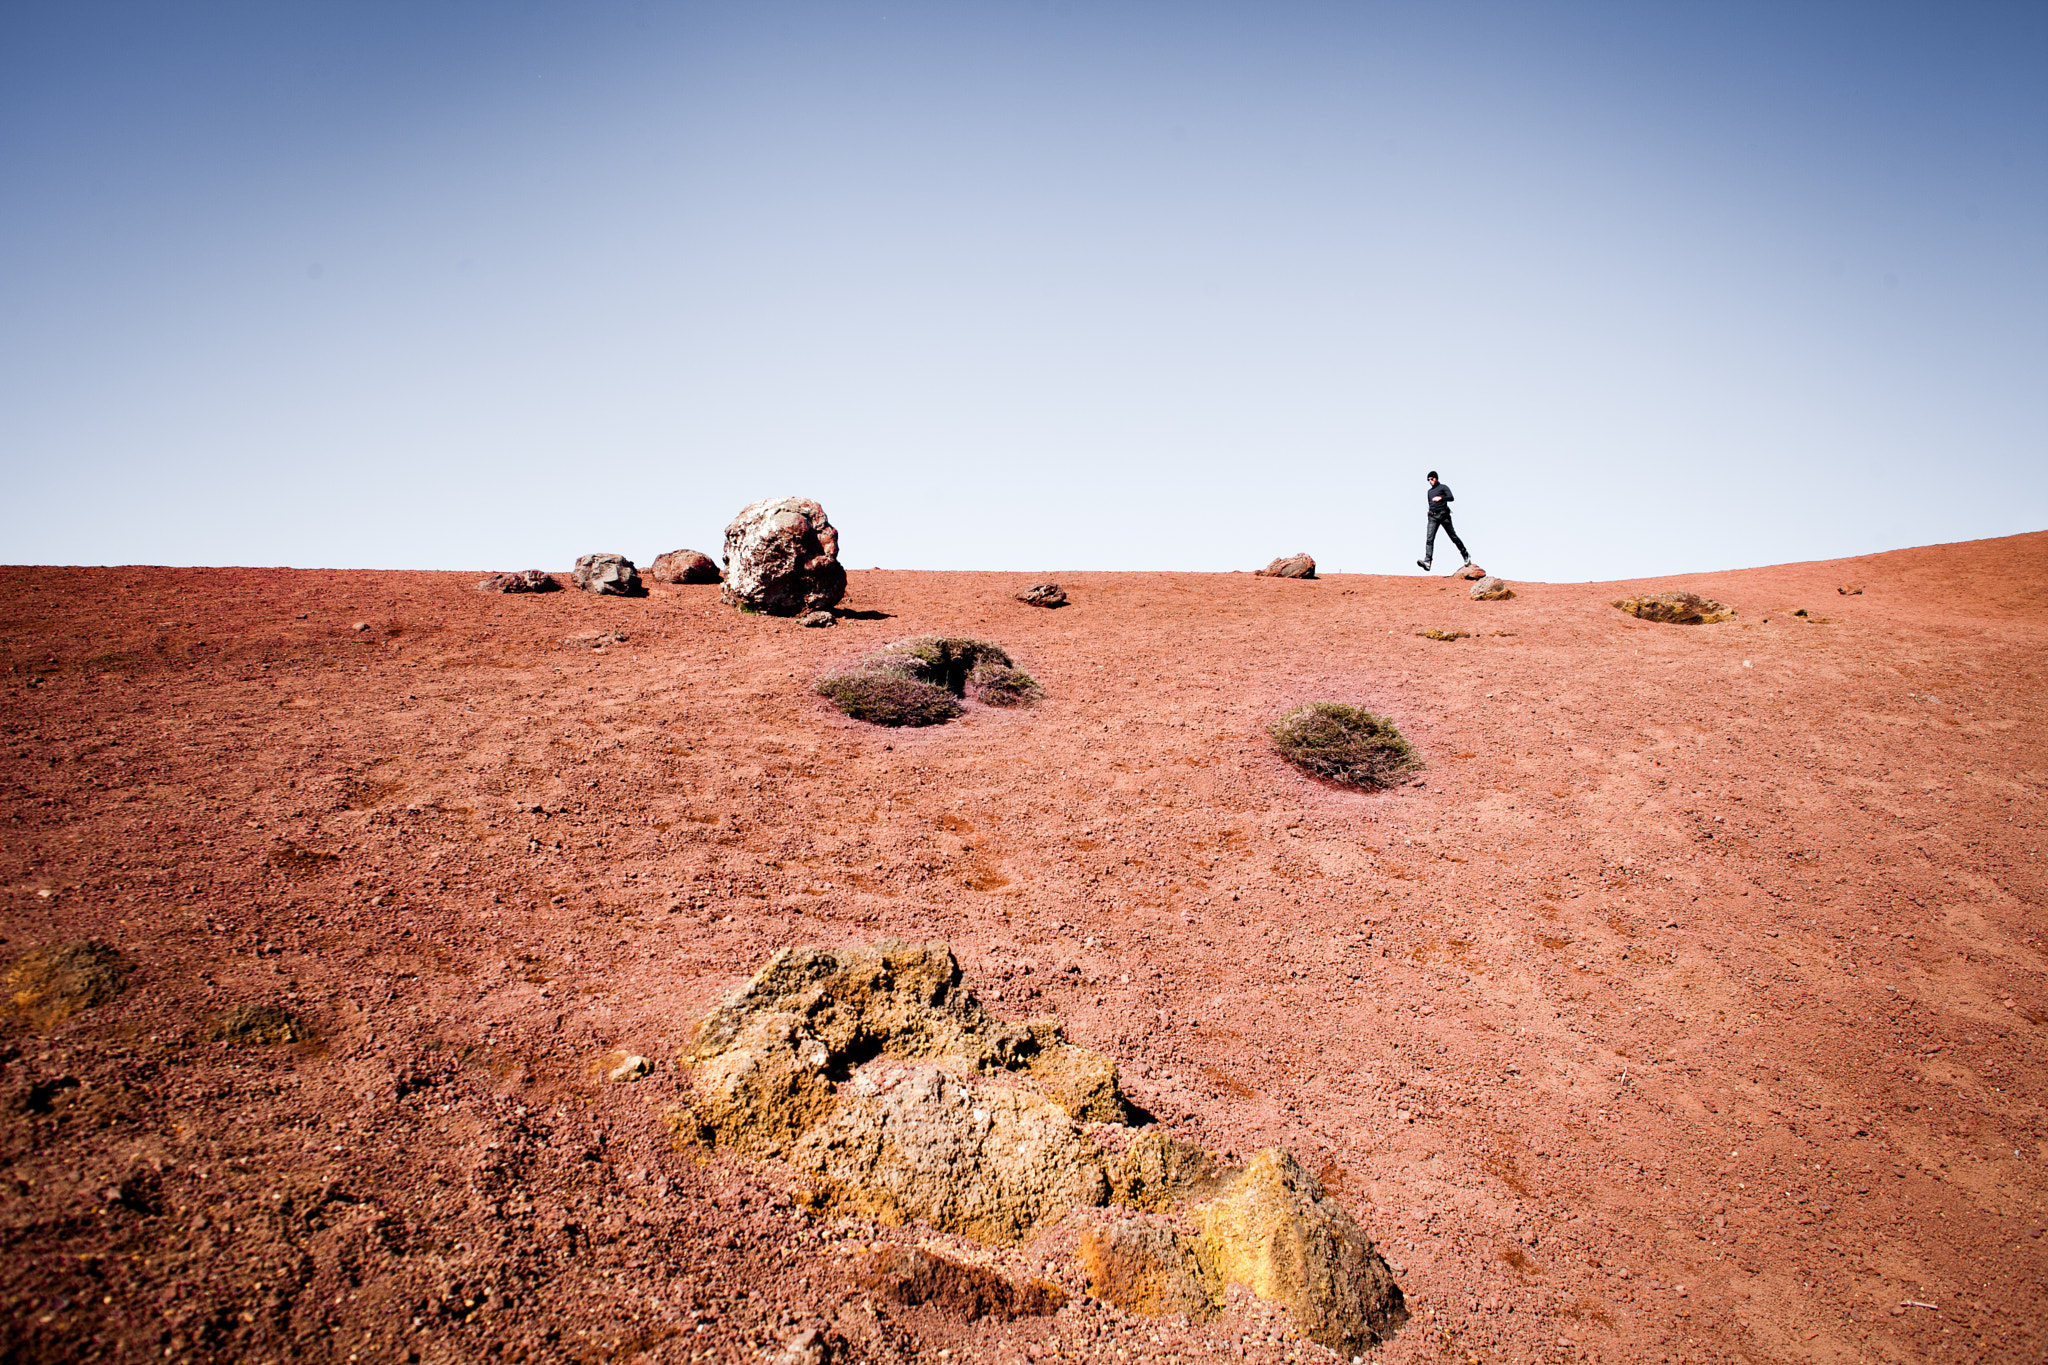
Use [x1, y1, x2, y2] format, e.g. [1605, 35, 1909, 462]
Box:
[3, 1, 2042, 580]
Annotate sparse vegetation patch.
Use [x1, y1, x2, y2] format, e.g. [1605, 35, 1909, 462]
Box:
[1268, 703, 1418, 788]
[817, 636, 1041, 725]
[815, 672, 962, 727]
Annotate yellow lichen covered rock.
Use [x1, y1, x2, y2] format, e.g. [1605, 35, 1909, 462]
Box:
[686, 944, 1405, 1348]
[1109, 1129, 1230, 1212]
[683, 943, 1130, 1243]
[3, 940, 131, 1031]
[1611, 591, 1735, 624]
[792, 1061, 1108, 1244]
[1194, 1149, 1407, 1354]
[1078, 1221, 1219, 1321]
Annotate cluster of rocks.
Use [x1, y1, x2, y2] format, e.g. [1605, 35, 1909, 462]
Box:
[677, 944, 1407, 1355]
[1612, 591, 1735, 624]
[472, 494, 848, 616]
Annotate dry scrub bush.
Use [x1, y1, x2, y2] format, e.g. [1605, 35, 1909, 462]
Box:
[1268, 704, 1418, 788]
[970, 661, 1041, 707]
[815, 672, 963, 727]
[819, 636, 1040, 725]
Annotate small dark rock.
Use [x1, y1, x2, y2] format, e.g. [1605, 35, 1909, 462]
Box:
[572, 553, 644, 597]
[477, 570, 558, 594]
[1255, 554, 1316, 579]
[1469, 576, 1513, 601]
[650, 549, 722, 585]
[1015, 583, 1067, 608]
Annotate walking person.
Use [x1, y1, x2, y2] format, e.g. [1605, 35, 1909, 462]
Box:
[1416, 470, 1471, 572]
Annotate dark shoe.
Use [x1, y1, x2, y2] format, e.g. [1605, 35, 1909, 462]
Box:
[1416, 559, 1431, 571]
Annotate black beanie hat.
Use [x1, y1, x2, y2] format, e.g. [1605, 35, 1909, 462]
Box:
[1426, 470, 1438, 479]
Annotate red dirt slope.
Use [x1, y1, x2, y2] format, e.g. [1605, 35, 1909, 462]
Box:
[1, 531, 2044, 1364]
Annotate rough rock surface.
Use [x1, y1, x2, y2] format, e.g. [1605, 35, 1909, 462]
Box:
[650, 549, 722, 585]
[209, 1003, 310, 1045]
[1016, 583, 1067, 608]
[799, 610, 836, 629]
[571, 553, 644, 597]
[1254, 554, 1316, 579]
[1194, 1149, 1407, 1354]
[1078, 1222, 1220, 1321]
[1469, 576, 1513, 601]
[851, 1245, 1065, 1322]
[722, 496, 846, 615]
[476, 569, 558, 593]
[1457, 563, 1488, 581]
[1611, 591, 1735, 624]
[3, 940, 131, 1030]
[684, 944, 1403, 1346]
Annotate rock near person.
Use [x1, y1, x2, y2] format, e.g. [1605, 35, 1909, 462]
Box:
[1416, 470, 1472, 573]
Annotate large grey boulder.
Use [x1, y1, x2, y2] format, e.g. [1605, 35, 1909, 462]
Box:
[572, 553, 644, 597]
[721, 496, 845, 615]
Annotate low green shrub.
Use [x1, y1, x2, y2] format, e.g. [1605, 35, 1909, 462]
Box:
[818, 636, 1040, 725]
[1267, 703, 1417, 788]
[815, 672, 962, 727]
[970, 661, 1041, 707]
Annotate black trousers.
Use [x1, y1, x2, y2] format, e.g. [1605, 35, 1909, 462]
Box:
[1424, 513, 1468, 564]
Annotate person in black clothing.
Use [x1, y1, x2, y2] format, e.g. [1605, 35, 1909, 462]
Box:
[1416, 470, 1470, 572]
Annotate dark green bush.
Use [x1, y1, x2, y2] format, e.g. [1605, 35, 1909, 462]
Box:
[1267, 703, 1417, 788]
[818, 636, 1040, 725]
[970, 661, 1041, 707]
[873, 636, 1011, 696]
[815, 672, 962, 727]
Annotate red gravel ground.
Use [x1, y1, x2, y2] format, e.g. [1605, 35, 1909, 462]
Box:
[2, 531, 2044, 1365]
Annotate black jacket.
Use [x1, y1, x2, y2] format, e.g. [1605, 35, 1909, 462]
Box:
[1427, 481, 1455, 518]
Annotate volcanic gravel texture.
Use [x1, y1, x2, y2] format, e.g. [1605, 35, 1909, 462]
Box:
[2, 533, 2045, 1365]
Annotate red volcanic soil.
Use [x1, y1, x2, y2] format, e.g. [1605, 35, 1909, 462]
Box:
[2, 534, 2045, 1365]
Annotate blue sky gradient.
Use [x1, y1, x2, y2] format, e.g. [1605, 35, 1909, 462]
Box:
[3, 1, 2043, 579]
